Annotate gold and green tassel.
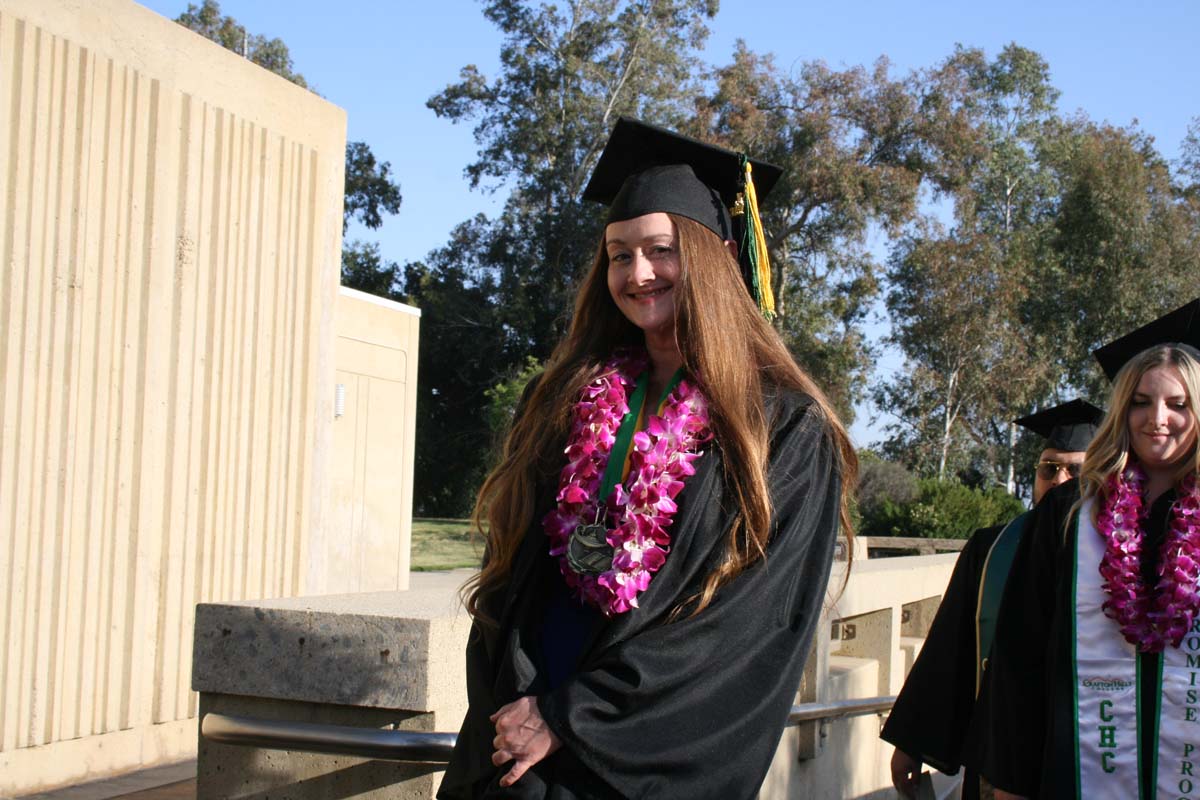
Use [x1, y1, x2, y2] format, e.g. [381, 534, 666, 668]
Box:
[737, 156, 775, 319]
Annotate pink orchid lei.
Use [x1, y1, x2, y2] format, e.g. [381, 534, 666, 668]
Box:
[542, 350, 712, 616]
[1097, 464, 1200, 652]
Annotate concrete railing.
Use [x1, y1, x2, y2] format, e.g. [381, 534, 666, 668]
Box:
[192, 553, 960, 799]
[859, 535, 968, 556]
[761, 553, 960, 798]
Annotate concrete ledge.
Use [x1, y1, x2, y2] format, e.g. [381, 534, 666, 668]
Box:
[192, 580, 470, 714]
[191, 573, 472, 799]
[829, 554, 956, 618]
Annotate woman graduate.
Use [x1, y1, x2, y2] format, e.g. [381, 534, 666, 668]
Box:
[976, 299, 1200, 799]
[437, 118, 856, 799]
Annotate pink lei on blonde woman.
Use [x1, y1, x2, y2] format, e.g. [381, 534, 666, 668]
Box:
[1097, 464, 1200, 652]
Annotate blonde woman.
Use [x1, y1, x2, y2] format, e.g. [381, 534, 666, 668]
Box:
[438, 119, 856, 799]
[977, 300, 1200, 799]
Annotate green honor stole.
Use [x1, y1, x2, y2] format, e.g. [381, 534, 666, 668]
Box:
[975, 511, 1031, 693]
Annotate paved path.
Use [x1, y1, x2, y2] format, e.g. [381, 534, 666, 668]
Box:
[14, 763, 196, 800]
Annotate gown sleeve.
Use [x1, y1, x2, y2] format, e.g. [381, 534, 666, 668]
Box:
[880, 524, 1002, 774]
[534, 397, 842, 800]
[970, 481, 1077, 795]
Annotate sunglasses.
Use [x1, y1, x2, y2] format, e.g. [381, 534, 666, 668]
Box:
[1036, 460, 1081, 481]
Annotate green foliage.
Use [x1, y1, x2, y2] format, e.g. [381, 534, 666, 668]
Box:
[1180, 117, 1200, 194]
[856, 457, 919, 520]
[399, 220, 517, 516]
[425, 0, 719, 357]
[693, 47, 937, 421]
[948, 44, 1060, 234]
[1034, 119, 1200, 397]
[484, 356, 544, 444]
[875, 44, 1200, 489]
[878, 223, 1048, 482]
[431, 0, 716, 196]
[344, 142, 403, 232]
[876, 45, 1064, 486]
[861, 478, 1025, 539]
[341, 241, 401, 297]
[176, 0, 308, 87]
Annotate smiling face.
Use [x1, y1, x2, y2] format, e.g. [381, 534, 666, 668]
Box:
[1127, 365, 1198, 476]
[605, 212, 681, 338]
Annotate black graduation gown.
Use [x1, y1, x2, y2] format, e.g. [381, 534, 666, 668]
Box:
[879, 524, 1005, 800]
[971, 479, 1179, 798]
[438, 390, 841, 800]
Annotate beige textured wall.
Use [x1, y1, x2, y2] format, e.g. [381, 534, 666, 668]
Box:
[0, 0, 346, 791]
[325, 287, 421, 595]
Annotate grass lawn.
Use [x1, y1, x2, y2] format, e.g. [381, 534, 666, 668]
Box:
[411, 517, 483, 571]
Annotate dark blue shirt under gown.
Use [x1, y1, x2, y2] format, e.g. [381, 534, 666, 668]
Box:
[538, 568, 601, 690]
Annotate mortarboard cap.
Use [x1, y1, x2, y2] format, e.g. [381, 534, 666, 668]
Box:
[1092, 298, 1200, 381]
[1014, 398, 1104, 453]
[583, 118, 784, 315]
[582, 117, 783, 240]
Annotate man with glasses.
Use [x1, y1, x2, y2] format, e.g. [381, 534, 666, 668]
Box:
[882, 399, 1104, 799]
[1023, 403, 1094, 505]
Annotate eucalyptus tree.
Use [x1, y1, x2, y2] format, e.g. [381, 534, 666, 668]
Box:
[879, 45, 1062, 486]
[1035, 119, 1200, 396]
[688, 45, 936, 422]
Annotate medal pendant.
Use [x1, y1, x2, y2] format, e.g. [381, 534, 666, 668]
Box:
[567, 523, 614, 575]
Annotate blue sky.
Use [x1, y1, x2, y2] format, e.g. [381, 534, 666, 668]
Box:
[137, 0, 1199, 445]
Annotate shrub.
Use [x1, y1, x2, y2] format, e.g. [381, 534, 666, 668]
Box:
[857, 457, 919, 519]
[862, 478, 1026, 539]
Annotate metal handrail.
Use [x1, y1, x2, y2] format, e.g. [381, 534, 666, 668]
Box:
[200, 712, 458, 762]
[786, 695, 895, 724]
[200, 695, 895, 765]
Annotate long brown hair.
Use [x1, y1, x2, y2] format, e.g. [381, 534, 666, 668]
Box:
[1077, 343, 1200, 525]
[463, 213, 858, 622]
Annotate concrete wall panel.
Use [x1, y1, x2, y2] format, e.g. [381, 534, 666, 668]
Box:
[325, 287, 420, 595]
[0, 0, 346, 791]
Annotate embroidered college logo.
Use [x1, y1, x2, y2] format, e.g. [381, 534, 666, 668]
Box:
[1081, 676, 1136, 692]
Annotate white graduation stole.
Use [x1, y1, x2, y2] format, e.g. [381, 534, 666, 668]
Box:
[1074, 498, 1200, 799]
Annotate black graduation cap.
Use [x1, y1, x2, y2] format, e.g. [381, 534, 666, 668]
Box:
[1092, 298, 1200, 381]
[1014, 398, 1105, 452]
[582, 118, 784, 315]
[582, 117, 783, 241]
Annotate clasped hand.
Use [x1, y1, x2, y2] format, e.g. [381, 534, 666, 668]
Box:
[491, 695, 562, 787]
[890, 749, 921, 798]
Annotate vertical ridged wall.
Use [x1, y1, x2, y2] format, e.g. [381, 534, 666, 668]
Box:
[0, 0, 345, 776]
